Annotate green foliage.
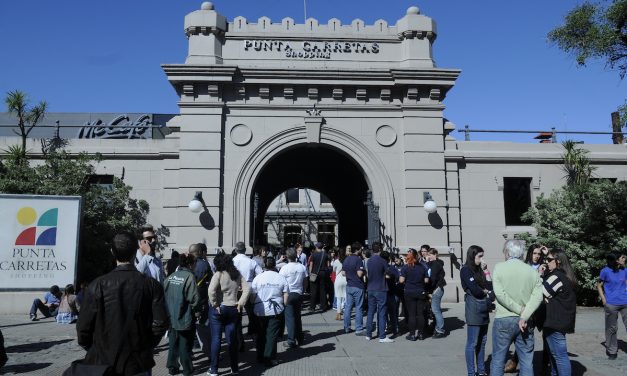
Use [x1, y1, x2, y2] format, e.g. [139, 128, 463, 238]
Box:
[4, 90, 48, 155]
[521, 180, 627, 305]
[0, 149, 150, 282]
[619, 100, 627, 129]
[561, 140, 597, 186]
[548, 0, 627, 78]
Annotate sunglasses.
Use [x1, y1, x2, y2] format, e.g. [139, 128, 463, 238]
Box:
[546, 257, 556, 262]
[143, 236, 156, 241]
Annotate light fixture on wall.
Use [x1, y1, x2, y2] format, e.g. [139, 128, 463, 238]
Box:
[188, 191, 204, 213]
[423, 192, 437, 213]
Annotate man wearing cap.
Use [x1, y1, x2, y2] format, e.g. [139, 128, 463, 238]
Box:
[232, 241, 263, 347]
[309, 242, 331, 312]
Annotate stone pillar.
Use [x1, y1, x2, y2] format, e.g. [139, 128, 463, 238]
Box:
[396, 6, 436, 68]
[184, 2, 226, 64]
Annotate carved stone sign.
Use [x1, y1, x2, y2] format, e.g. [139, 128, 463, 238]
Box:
[244, 40, 380, 59]
[77, 114, 152, 139]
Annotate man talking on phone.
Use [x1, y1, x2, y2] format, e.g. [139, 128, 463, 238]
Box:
[135, 225, 165, 284]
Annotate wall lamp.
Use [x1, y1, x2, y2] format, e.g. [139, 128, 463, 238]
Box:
[423, 192, 437, 213]
[188, 191, 204, 213]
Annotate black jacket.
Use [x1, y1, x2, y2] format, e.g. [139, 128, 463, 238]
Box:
[428, 259, 447, 291]
[542, 269, 576, 334]
[77, 264, 169, 376]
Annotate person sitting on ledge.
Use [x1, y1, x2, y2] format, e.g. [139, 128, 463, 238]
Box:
[29, 284, 62, 321]
[56, 283, 80, 324]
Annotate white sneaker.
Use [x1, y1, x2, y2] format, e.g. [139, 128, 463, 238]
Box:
[365, 336, 371, 341]
[206, 372, 218, 376]
[379, 337, 394, 343]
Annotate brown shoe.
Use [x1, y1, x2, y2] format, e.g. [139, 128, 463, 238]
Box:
[504, 359, 518, 373]
[335, 313, 341, 321]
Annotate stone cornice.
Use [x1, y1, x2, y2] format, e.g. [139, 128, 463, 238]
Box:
[162, 65, 238, 83]
[445, 149, 627, 164]
[225, 103, 445, 111]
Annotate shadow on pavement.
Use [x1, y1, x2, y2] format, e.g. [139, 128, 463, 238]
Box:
[1, 362, 52, 373]
[0, 320, 51, 329]
[444, 316, 466, 333]
[5, 339, 73, 353]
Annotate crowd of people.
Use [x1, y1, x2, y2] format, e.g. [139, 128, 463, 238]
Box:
[4, 224, 625, 376]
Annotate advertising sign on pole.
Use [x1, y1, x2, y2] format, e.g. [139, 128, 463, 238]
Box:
[0, 194, 82, 290]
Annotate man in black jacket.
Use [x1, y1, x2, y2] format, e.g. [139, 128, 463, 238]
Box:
[77, 232, 169, 376]
[428, 248, 447, 338]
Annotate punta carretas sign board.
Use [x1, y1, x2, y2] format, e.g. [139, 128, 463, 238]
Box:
[0, 194, 81, 289]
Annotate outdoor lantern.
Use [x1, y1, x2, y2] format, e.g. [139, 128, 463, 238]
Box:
[188, 191, 204, 213]
[423, 192, 437, 213]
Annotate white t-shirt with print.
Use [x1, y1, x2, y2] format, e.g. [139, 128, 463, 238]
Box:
[251, 270, 289, 316]
[279, 262, 307, 295]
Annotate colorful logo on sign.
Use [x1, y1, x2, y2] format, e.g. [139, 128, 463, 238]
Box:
[15, 207, 58, 246]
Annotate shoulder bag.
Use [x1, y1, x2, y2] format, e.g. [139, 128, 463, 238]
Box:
[309, 252, 325, 283]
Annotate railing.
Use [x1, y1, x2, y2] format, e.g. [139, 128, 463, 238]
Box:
[459, 125, 625, 142]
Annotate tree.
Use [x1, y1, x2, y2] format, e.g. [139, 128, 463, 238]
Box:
[548, 0, 627, 78]
[4, 90, 47, 159]
[521, 180, 627, 305]
[0, 148, 151, 282]
[561, 140, 596, 186]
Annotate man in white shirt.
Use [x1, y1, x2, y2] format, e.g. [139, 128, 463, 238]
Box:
[251, 257, 289, 367]
[232, 241, 263, 344]
[278, 248, 307, 348]
[134, 225, 165, 284]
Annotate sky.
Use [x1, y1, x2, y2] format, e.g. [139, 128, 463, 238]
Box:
[0, 0, 624, 143]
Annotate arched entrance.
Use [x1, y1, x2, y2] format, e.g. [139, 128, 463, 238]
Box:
[250, 145, 369, 246]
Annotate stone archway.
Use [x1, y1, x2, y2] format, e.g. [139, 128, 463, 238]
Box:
[232, 123, 396, 247]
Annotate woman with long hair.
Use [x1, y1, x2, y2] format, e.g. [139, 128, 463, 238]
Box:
[541, 248, 577, 375]
[207, 252, 251, 376]
[55, 284, 80, 324]
[597, 252, 627, 360]
[333, 246, 348, 320]
[461, 245, 492, 376]
[399, 249, 429, 341]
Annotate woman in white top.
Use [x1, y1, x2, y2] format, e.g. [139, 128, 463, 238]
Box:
[332, 246, 348, 320]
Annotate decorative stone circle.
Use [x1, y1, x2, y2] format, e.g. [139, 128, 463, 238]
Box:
[230, 124, 253, 146]
[407, 6, 420, 15]
[201, 2, 214, 10]
[376, 125, 397, 147]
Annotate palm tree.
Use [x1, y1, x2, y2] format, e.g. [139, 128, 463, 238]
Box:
[561, 140, 596, 186]
[4, 90, 47, 159]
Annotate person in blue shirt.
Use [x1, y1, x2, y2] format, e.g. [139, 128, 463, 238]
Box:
[365, 242, 394, 343]
[29, 285, 62, 321]
[342, 242, 366, 335]
[597, 252, 627, 359]
[400, 249, 429, 341]
[381, 251, 400, 337]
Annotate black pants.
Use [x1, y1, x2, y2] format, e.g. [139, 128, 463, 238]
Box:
[310, 271, 329, 311]
[256, 314, 282, 362]
[404, 290, 426, 334]
[0, 329, 7, 369]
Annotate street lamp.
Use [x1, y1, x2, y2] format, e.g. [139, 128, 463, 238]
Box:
[188, 191, 204, 213]
[423, 192, 437, 213]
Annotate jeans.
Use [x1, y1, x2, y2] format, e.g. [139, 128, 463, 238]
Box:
[166, 329, 195, 375]
[366, 291, 387, 339]
[431, 287, 445, 333]
[490, 316, 535, 376]
[465, 324, 488, 376]
[284, 293, 303, 345]
[209, 305, 239, 374]
[543, 329, 571, 376]
[604, 303, 627, 355]
[29, 299, 58, 318]
[344, 286, 364, 332]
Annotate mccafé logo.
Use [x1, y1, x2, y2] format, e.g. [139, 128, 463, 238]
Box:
[15, 207, 58, 246]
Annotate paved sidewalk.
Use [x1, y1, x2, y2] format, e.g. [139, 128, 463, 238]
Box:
[1, 303, 625, 375]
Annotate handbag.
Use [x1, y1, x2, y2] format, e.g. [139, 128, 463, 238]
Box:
[63, 292, 139, 376]
[464, 291, 490, 326]
[309, 252, 325, 283]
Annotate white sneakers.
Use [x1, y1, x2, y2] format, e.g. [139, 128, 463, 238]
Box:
[378, 337, 394, 343]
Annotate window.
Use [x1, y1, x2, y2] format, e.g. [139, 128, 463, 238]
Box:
[320, 193, 331, 204]
[285, 188, 299, 204]
[86, 174, 114, 191]
[283, 225, 302, 247]
[503, 177, 532, 226]
[317, 224, 336, 247]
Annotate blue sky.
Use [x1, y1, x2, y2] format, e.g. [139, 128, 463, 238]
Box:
[0, 1, 624, 143]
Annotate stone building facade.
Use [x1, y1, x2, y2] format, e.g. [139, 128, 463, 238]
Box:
[1, 3, 626, 303]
